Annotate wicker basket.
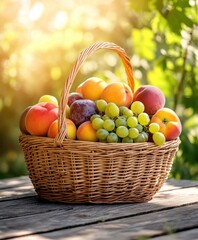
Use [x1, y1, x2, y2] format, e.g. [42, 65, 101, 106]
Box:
[19, 42, 181, 203]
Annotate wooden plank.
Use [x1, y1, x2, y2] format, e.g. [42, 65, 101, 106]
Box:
[151, 228, 198, 239]
[7, 203, 198, 240]
[0, 185, 36, 201]
[0, 186, 198, 239]
[0, 176, 31, 189]
[160, 179, 198, 191]
[0, 176, 35, 201]
[1, 184, 198, 221]
[0, 196, 73, 220]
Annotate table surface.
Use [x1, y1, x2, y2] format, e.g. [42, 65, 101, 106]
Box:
[0, 176, 198, 240]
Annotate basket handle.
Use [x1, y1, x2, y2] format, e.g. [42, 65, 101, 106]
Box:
[55, 41, 134, 146]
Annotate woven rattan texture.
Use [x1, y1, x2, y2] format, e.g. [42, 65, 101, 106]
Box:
[19, 135, 180, 203]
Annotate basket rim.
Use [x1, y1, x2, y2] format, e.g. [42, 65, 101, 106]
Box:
[19, 134, 181, 150]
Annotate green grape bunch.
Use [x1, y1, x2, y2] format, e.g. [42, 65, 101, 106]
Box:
[91, 99, 166, 145]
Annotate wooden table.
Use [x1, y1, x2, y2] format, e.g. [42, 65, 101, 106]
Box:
[0, 176, 198, 240]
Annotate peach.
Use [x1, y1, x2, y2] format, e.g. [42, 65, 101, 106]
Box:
[47, 119, 58, 138]
[76, 82, 83, 94]
[78, 77, 107, 101]
[133, 85, 165, 115]
[25, 102, 58, 137]
[38, 94, 58, 107]
[150, 108, 182, 141]
[100, 82, 133, 107]
[47, 119, 77, 140]
[19, 106, 32, 134]
[77, 121, 98, 142]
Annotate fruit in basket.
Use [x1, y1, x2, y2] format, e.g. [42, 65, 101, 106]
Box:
[149, 122, 160, 133]
[138, 113, 150, 126]
[90, 100, 154, 143]
[88, 98, 182, 145]
[76, 82, 83, 94]
[133, 85, 165, 115]
[116, 126, 129, 138]
[100, 82, 133, 107]
[19, 106, 32, 134]
[134, 132, 149, 143]
[107, 132, 119, 143]
[77, 121, 98, 141]
[69, 99, 97, 127]
[67, 92, 84, 107]
[66, 105, 70, 118]
[47, 118, 77, 139]
[103, 119, 115, 131]
[131, 101, 145, 115]
[38, 95, 58, 107]
[150, 108, 182, 140]
[105, 102, 120, 118]
[96, 99, 107, 113]
[77, 77, 107, 101]
[25, 102, 58, 136]
[91, 117, 104, 130]
[152, 132, 166, 145]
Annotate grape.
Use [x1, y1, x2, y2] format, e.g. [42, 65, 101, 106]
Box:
[142, 131, 149, 141]
[96, 128, 109, 141]
[90, 114, 102, 122]
[127, 116, 138, 128]
[102, 114, 110, 121]
[115, 116, 127, 127]
[134, 133, 147, 143]
[103, 119, 115, 131]
[91, 117, 104, 130]
[122, 136, 133, 143]
[138, 113, 150, 126]
[107, 132, 119, 143]
[153, 132, 166, 145]
[105, 102, 119, 118]
[119, 106, 129, 115]
[149, 122, 160, 133]
[131, 101, 145, 115]
[128, 128, 139, 139]
[96, 99, 107, 113]
[123, 109, 133, 118]
[136, 124, 143, 133]
[116, 126, 129, 138]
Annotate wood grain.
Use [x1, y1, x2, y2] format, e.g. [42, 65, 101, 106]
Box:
[0, 177, 198, 240]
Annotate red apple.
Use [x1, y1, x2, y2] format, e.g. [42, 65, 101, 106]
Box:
[150, 108, 182, 141]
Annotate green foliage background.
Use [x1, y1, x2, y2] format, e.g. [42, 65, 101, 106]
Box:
[0, 0, 198, 179]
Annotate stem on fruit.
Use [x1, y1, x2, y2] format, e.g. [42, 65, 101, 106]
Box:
[162, 118, 168, 124]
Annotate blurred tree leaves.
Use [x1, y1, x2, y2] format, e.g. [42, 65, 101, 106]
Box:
[0, 0, 198, 180]
[129, 0, 198, 179]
